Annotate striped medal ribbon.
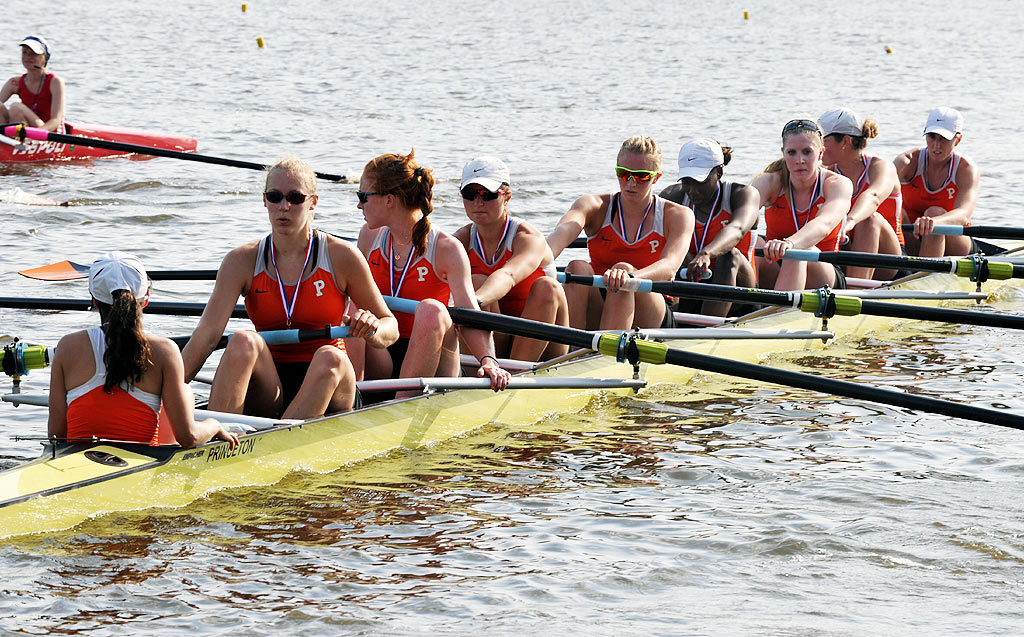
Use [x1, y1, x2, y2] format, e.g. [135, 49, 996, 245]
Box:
[269, 230, 314, 328]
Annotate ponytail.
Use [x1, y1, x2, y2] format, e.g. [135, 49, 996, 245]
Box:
[98, 290, 150, 392]
[364, 150, 435, 257]
[762, 157, 789, 186]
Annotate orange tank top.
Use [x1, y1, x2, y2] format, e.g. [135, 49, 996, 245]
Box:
[65, 327, 161, 445]
[244, 229, 348, 363]
[587, 194, 668, 275]
[764, 171, 844, 252]
[468, 216, 553, 317]
[684, 181, 756, 269]
[834, 155, 905, 246]
[901, 150, 961, 223]
[367, 227, 451, 338]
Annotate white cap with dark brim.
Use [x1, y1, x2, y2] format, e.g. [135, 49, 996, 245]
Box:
[677, 139, 724, 182]
[461, 156, 510, 192]
[923, 107, 964, 140]
[89, 252, 149, 305]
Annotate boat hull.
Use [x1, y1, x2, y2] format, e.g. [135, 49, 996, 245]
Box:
[0, 121, 197, 163]
[0, 248, 1021, 537]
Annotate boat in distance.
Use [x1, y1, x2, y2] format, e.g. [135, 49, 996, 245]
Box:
[0, 121, 197, 162]
[0, 242, 1021, 538]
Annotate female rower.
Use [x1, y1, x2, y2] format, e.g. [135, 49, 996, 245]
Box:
[895, 107, 979, 257]
[49, 252, 237, 449]
[819, 108, 903, 280]
[453, 156, 568, 361]
[750, 118, 852, 291]
[547, 135, 693, 330]
[0, 36, 64, 133]
[182, 157, 399, 419]
[349, 150, 511, 397]
[659, 139, 758, 316]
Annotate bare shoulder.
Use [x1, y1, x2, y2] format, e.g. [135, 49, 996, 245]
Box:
[571, 192, 608, 214]
[893, 148, 917, 174]
[662, 198, 693, 218]
[146, 334, 179, 360]
[55, 330, 90, 357]
[823, 168, 852, 191]
[658, 182, 686, 205]
[452, 222, 472, 244]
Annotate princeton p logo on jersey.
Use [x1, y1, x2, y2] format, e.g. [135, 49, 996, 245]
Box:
[947, 187, 956, 200]
[417, 266, 429, 281]
[648, 239, 660, 254]
[313, 279, 326, 297]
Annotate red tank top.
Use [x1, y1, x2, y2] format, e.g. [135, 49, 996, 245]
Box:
[685, 181, 756, 268]
[65, 327, 161, 445]
[764, 171, 844, 252]
[367, 227, 451, 338]
[468, 216, 551, 317]
[17, 72, 57, 121]
[587, 194, 668, 275]
[835, 155, 905, 245]
[244, 230, 348, 363]
[901, 150, 961, 223]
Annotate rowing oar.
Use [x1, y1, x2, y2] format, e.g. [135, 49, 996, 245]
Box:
[557, 273, 1024, 331]
[18, 260, 218, 281]
[383, 296, 1024, 430]
[2, 124, 350, 183]
[901, 223, 1024, 240]
[757, 248, 1024, 281]
[0, 297, 247, 318]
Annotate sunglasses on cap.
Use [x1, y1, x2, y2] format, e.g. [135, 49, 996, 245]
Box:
[460, 186, 504, 201]
[264, 190, 311, 205]
[615, 166, 660, 182]
[782, 119, 822, 136]
[356, 190, 387, 204]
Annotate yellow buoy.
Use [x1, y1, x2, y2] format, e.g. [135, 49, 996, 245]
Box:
[241, 3, 247, 11]
[885, 45, 893, 53]
[257, 37, 265, 48]
[744, 10, 749, 19]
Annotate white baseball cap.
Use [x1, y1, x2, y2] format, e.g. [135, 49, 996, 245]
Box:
[19, 36, 49, 56]
[461, 156, 510, 192]
[818, 108, 864, 136]
[89, 252, 149, 305]
[923, 107, 964, 140]
[677, 139, 724, 182]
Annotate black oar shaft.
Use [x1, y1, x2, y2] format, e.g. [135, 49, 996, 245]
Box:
[36, 131, 348, 183]
[149, 270, 218, 281]
[0, 297, 247, 318]
[901, 224, 1024, 240]
[858, 299, 1024, 329]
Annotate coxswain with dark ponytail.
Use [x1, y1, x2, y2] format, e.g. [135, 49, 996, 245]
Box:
[351, 150, 511, 398]
[0, 35, 65, 132]
[48, 252, 237, 448]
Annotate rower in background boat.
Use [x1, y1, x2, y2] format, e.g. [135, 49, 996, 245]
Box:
[349, 150, 511, 398]
[0, 36, 64, 133]
[750, 118, 852, 291]
[819, 108, 903, 280]
[548, 135, 693, 330]
[659, 139, 758, 316]
[453, 156, 568, 362]
[49, 252, 237, 448]
[895, 107, 979, 257]
[182, 157, 398, 419]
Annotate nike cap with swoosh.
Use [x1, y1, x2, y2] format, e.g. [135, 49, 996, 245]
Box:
[923, 106, 963, 140]
[461, 156, 510, 192]
[677, 138, 724, 182]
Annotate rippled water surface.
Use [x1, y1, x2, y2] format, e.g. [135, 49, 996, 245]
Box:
[1, 1, 1024, 634]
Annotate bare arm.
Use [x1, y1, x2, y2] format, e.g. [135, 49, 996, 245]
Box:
[547, 194, 602, 258]
[0, 77, 17, 105]
[893, 149, 917, 183]
[846, 158, 899, 229]
[180, 246, 252, 382]
[46, 333, 72, 438]
[697, 184, 759, 259]
[330, 238, 398, 349]
[42, 74, 64, 132]
[945, 157, 979, 225]
[152, 336, 237, 449]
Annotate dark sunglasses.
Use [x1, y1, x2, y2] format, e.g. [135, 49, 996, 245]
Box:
[614, 166, 660, 182]
[460, 186, 503, 201]
[782, 119, 822, 136]
[356, 191, 387, 204]
[264, 190, 310, 205]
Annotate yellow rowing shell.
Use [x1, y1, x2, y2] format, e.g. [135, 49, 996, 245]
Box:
[1, 246, 1021, 538]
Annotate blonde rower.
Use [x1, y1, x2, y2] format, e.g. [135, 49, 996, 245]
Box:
[453, 157, 568, 361]
[751, 118, 852, 291]
[548, 135, 693, 330]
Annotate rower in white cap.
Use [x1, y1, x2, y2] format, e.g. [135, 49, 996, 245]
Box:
[0, 35, 65, 133]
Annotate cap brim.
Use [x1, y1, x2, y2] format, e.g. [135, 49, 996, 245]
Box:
[924, 126, 958, 140]
[460, 177, 504, 191]
[677, 165, 714, 182]
[19, 42, 44, 54]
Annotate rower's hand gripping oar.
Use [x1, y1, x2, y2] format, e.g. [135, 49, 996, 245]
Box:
[383, 296, 1024, 431]
[560, 272, 1024, 334]
[2, 124, 352, 183]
